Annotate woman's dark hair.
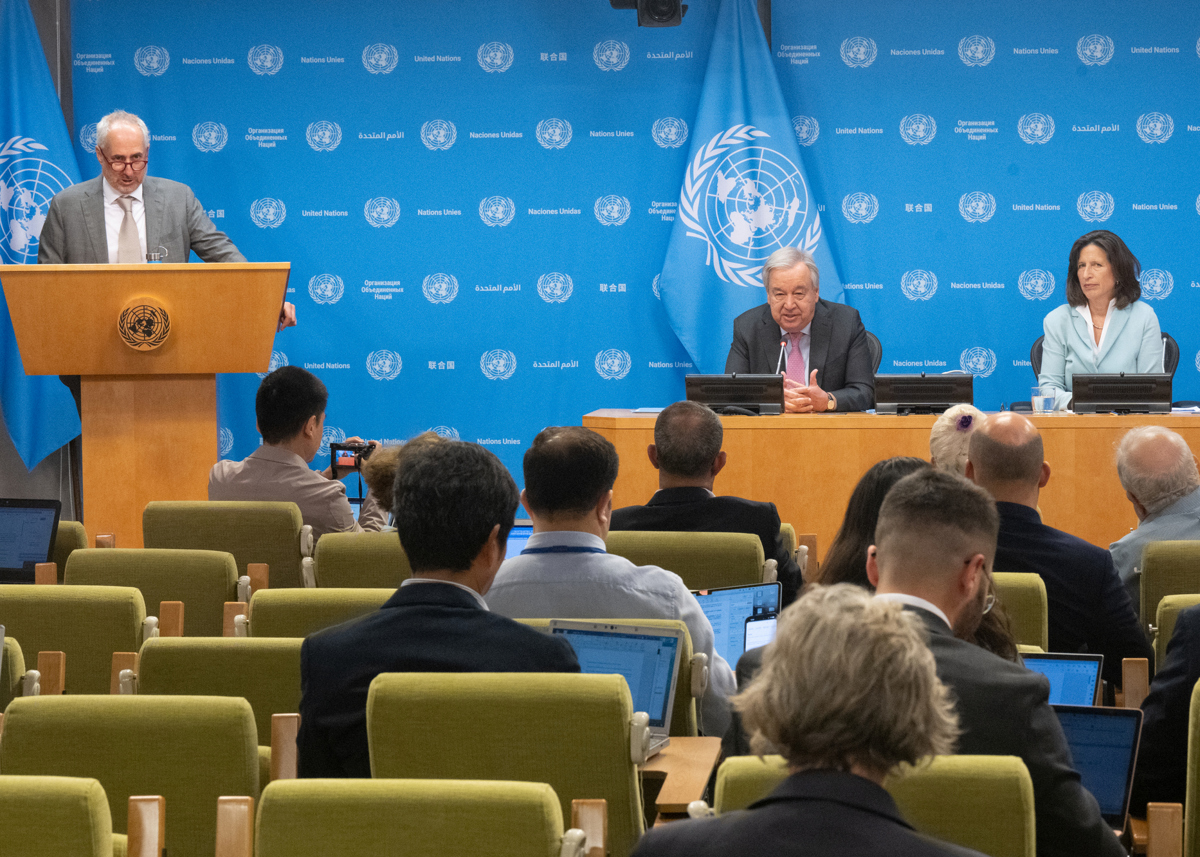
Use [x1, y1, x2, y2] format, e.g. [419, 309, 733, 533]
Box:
[965, 587, 1020, 663]
[815, 457, 930, 588]
[1065, 230, 1141, 309]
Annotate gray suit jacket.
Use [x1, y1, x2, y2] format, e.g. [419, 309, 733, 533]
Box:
[724, 301, 875, 411]
[38, 175, 245, 264]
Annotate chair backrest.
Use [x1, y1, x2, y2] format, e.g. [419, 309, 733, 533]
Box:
[313, 531, 412, 588]
[248, 588, 393, 638]
[605, 530, 765, 590]
[993, 572, 1049, 651]
[138, 637, 303, 745]
[1155, 595, 1200, 671]
[1185, 681, 1200, 857]
[713, 754, 789, 813]
[1, 635, 25, 710]
[0, 585, 145, 694]
[1140, 541, 1200, 634]
[65, 548, 238, 637]
[516, 617, 698, 737]
[1163, 331, 1180, 378]
[0, 695, 258, 857]
[53, 520, 88, 583]
[1030, 335, 1044, 378]
[143, 501, 305, 589]
[367, 672, 643, 857]
[778, 523, 796, 559]
[255, 778, 566, 857]
[0, 775, 113, 857]
[865, 329, 883, 374]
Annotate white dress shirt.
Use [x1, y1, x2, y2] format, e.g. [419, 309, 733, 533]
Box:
[1074, 299, 1117, 360]
[873, 592, 952, 629]
[101, 178, 147, 263]
[400, 577, 489, 611]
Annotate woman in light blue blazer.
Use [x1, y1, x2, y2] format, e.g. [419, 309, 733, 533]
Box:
[1038, 230, 1163, 410]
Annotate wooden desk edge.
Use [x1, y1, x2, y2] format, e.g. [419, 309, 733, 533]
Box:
[641, 736, 722, 814]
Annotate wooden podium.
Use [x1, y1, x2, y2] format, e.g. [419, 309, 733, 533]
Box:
[2, 263, 290, 547]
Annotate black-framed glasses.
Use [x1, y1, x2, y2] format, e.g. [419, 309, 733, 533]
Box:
[98, 150, 148, 173]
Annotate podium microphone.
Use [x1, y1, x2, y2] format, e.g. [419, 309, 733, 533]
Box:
[775, 338, 788, 374]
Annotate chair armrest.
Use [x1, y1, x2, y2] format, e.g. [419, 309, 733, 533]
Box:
[571, 799, 607, 857]
[37, 651, 64, 695]
[630, 712, 650, 765]
[35, 562, 56, 585]
[760, 558, 778, 584]
[159, 601, 185, 637]
[299, 525, 314, 558]
[1146, 802, 1182, 857]
[687, 800, 713, 818]
[95, 533, 115, 548]
[690, 654, 709, 699]
[270, 713, 300, 780]
[111, 652, 139, 694]
[301, 557, 316, 588]
[127, 796, 164, 857]
[247, 563, 270, 593]
[223, 602, 248, 637]
[1123, 658, 1150, 709]
[20, 669, 40, 697]
[215, 796, 254, 857]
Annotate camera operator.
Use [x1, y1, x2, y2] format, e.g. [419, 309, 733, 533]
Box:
[209, 366, 387, 539]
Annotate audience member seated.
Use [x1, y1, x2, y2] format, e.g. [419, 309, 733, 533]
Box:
[486, 426, 737, 736]
[209, 366, 387, 539]
[632, 584, 982, 857]
[966, 412, 1152, 686]
[296, 440, 580, 777]
[1110, 426, 1200, 613]
[359, 431, 445, 525]
[928, 404, 986, 475]
[610, 401, 802, 604]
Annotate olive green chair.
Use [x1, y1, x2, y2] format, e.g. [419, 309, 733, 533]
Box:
[0, 775, 113, 857]
[992, 572, 1049, 652]
[313, 531, 412, 588]
[605, 530, 769, 590]
[247, 588, 393, 638]
[65, 548, 238, 637]
[1, 634, 25, 710]
[1140, 542, 1200, 637]
[52, 519, 88, 583]
[0, 695, 258, 857]
[143, 501, 313, 589]
[0, 585, 145, 694]
[1155, 594, 1200, 671]
[368, 672, 643, 857]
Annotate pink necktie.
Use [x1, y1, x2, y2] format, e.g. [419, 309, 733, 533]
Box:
[786, 332, 806, 384]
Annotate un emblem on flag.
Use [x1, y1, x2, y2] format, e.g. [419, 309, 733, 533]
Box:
[134, 46, 170, 76]
[594, 40, 630, 71]
[192, 122, 228, 153]
[1137, 113, 1174, 144]
[307, 122, 342, 152]
[1017, 114, 1055, 144]
[477, 42, 514, 73]
[841, 193, 878, 224]
[1140, 269, 1174, 300]
[1018, 270, 1055, 301]
[479, 196, 515, 227]
[651, 118, 688, 149]
[250, 198, 287, 228]
[901, 270, 938, 301]
[899, 114, 937, 145]
[1077, 35, 1114, 66]
[257, 350, 289, 379]
[480, 349, 517, 380]
[595, 349, 632, 380]
[362, 44, 399, 74]
[594, 196, 631, 226]
[366, 350, 403, 381]
[536, 119, 573, 150]
[421, 121, 457, 151]
[0, 136, 73, 264]
[364, 197, 401, 227]
[118, 297, 170, 352]
[958, 36, 995, 67]
[958, 192, 996, 223]
[423, 273, 459, 304]
[430, 426, 461, 440]
[1077, 191, 1114, 222]
[308, 274, 344, 305]
[249, 45, 285, 75]
[960, 347, 998, 378]
[840, 37, 877, 68]
[791, 116, 819, 147]
[537, 273, 573, 303]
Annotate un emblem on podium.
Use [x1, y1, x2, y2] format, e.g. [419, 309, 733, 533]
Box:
[118, 296, 170, 352]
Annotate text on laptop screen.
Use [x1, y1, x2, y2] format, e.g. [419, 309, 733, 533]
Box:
[553, 628, 679, 727]
[694, 583, 780, 666]
[504, 525, 533, 560]
[0, 506, 57, 571]
[1054, 708, 1140, 819]
[1023, 656, 1102, 705]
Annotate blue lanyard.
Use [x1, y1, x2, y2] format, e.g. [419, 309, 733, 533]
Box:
[520, 545, 607, 555]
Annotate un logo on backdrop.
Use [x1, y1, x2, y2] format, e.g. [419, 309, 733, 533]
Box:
[1077, 35, 1114, 65]
[257, 350, 288, 379]
[479, 196, 515, 227]
[319, 426, 345, 458]
[477, 42, 514, 72]
[362, 43, 398, 74]
[652, 274, 661, 299]
[959, 192, 996, 223]
[899, 114, 937, 145]
[0, 136, 73, 264]
[134, 46, 170, 76]
[250, 198, 286, 228]
[306, 122, 342, 152]
[594, 40, 630, 71]
[842, 193, 878, 224]
[308, 274, 344, 305]
[1137, 113, 1174, 144]
[249, 45, 284, 75]
[651, 118, 688, 149]
[1017, 113, 1055, 144]
[961, 347, 998, 377]
[430, 426, 461, 440]
[595, 349, 632, 380]
[364, 197, 401, 227]
[1140, 269, 1174, 300]
[1018, 270, 1055, 300]
[537, 272, 573, 303]
[79, 124, 98, 151]
[192, 122, 228, 152]
[420, 121, 457, 151]
[536, 119, 572, 149]
[594, 195, 631, 226]
[840, 37, 877, 68]
[901, 270, 938, 301]
[218, 428, 234, 457]
[480, 349, 517, 380]
[366, 350, 403, 381]
[958, 36, 995, 67]
[791, 116, 819, 147]
[422, 273, 459, 304]
[1077, 191, 1115, 222]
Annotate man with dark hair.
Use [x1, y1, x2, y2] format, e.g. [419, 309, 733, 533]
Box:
[208, 366, 387, 538]
[611, 401, 802, 604]
[965, 412, 1150, 687]
[487, 426, 737, 735]
[297, 440, 580, 778]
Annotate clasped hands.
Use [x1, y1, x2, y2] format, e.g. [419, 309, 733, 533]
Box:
[783, 369, 830, 414]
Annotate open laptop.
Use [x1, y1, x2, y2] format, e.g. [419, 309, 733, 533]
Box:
[693, 582, 782, 667]
[1052, 705, 1142, 832]
[1023, 653, 1104, 706]
[548, 620, 684, 757]
[504, 519, 533, 559]
[0, 499, 61, 584]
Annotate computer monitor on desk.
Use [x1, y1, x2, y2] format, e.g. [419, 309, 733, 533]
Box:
[685, 374, 784, 415]
[874, 374, 974, 415]
[1071, 373, 1171, 414]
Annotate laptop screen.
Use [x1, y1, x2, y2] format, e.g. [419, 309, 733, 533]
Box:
[1023, 654, 1103, 705]
[693, 582, 781, 666]
[1053, 705, 1142, 827]
[504, 521, 533, 560]
[551, 626, 680, 728]
[0, 499, 61, 583]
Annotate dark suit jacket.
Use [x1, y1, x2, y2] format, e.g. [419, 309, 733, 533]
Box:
[631, 769, 985, 857]
[297, 582, 580, 778]
[994, 502, 1153, 687]
[611, 487, 802, 605]
[1130, 604, 1200, 813]
[724, 301, 874, 411]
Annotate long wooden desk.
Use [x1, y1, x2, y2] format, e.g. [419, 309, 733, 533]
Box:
[584, 410, 1200, 560]
[640, 736, 722, 824]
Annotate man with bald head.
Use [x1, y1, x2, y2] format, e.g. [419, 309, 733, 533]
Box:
[966, 413, 1150, 686]
[1111, 426, 1200, 613]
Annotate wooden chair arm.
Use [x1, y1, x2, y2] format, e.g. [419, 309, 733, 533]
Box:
[158, 601, 185, 637]
[571, 799, 607, 857]
[127, 796, 164, 857]
[797, 533, 818, 580]
[110, 652, 139, 694]
[37, 651, 65, 695]
[214, 796, 254, 857]
[1146, 802, 1183, 857]
[95, 534, 115, 548]
[270, 713, 300, 781]
[223, 602, 248, 637]
[34, 562, 56, 585]
[247, 563, 270, 594]
[1123, 658, 1150, 709]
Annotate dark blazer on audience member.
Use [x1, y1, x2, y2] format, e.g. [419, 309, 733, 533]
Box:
[724, 300, 875, 412]
[993, 501, 1153, 686]
[1131, 604, 1200, 813]
[611, 487, 802, 605]
[297, 581, 580, 778]
[630, 769, 986, 857]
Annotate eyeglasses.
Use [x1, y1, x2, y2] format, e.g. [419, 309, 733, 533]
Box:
[98, 150, 148, 173]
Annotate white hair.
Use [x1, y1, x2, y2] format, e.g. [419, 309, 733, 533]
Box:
[762, 247, 820, 291]
[929, 404, 986, 476]
[96, 110, 150, 152]
[1117, 426, 1200, 515]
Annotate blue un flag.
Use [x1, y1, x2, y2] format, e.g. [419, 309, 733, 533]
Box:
[0, 0, 82, 468]
[658, 0, 843, 373]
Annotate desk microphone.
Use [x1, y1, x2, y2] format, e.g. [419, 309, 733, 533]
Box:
[775, 338, 788, 374]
